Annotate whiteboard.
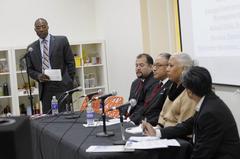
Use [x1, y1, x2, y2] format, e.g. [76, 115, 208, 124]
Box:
[178, 0, 240, 86]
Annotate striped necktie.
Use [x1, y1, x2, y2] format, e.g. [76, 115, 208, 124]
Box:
[193, 111, 199, 144]
[134, 79, 144, 98]
[144, 82, 163, 107]
[42, 39, 50, 72]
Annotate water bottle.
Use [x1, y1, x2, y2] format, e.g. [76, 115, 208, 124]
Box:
[86, 103, 94, 126]
[3, 83, 9, 96]
[51, 96, 59, 115]
[0, 85, 3, 96]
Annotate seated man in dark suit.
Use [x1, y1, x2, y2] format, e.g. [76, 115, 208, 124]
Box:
[143, 66, 240, 159]
[129, 53, 172, 126]
[123, 53, 158, 124]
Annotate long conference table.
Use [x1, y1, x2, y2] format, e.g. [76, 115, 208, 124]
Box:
[31, 112, 192, 159]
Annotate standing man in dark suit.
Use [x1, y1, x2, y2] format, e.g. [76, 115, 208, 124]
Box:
[27, 18, 75, 114]
[130, 53, 172, 125]
[143, 66, 240, 159]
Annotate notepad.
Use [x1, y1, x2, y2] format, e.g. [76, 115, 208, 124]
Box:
[44, 69, 62, 81]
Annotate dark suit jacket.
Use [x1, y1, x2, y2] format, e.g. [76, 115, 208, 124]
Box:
[27, 35, 75, 100]
[161, 92, 240, 159]
[122, 73, 158, 117]
[130, 80, 172, 126]
[126, 73, 157, 123]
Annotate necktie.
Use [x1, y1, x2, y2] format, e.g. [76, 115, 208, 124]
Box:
[192, 111, 199, 144]
[144, 82, 163, 107]
[134, 79, 144, 98]
[42, 39, 50, 71]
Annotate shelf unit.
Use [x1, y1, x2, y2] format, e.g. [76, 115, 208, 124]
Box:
[0, 40, 109, 115]
[11, 47, 39, 115]
[71, 41, 109, 111]
[0, 48, 14, 116]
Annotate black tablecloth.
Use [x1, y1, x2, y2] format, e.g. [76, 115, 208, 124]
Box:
[31, 112, 192, 159]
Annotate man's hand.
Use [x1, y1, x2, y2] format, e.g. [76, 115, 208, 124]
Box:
[38, 74, 50, 82]
[142, 121, 156, 136]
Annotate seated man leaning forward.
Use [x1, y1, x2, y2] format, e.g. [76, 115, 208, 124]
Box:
[143, 66, 240, 159]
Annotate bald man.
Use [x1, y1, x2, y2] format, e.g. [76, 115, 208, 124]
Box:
[27, 18, 75, 114]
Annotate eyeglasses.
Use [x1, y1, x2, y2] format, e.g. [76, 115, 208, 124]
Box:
[153, 63, 168, 69]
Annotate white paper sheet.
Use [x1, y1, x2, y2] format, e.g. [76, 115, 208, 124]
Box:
[165, 139, 180, 147]
[125, 125, 143, 134]
[83, 118, 121, 127]
[125, 139, 168, 149]
[86, 145, 135, 152]
[125, 125, 159, 134]
[125, 137, 180, 149]
[128, 136, 160, 142]
[44, 69, 62, 81]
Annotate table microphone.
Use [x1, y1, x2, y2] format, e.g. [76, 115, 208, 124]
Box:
[113, 100, 136, 145]
[93, 90, 117, 100]
[109, 99, 137, 111]
[65, 86, 83, 94]
[85, 89, 103, 100]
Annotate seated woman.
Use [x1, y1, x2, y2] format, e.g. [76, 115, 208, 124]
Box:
[158, 53, 197, 127]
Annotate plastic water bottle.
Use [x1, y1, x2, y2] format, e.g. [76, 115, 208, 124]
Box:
[51, 96, 59, 115]
[86, 103, 94, 126]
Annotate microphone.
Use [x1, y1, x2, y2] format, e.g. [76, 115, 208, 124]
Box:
[125, 98, 137, 117]
[20, 47, 33, 61]
[65, 86, 83, 94]
[93, 90, 117, 100]
[109, 99, 137, 111]
[20, 47, 33, 70]
[85, 89, 103, 99]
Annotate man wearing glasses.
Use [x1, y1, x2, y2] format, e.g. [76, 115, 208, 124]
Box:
[127, 53, 172, 126]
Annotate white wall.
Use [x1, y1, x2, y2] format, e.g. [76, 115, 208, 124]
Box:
[0, 0, 97, 48]
[214, 85, 240, 132]
[95, 0, 143, 100]
[0, 0, 144, 101]
[145, 0, 176, 56]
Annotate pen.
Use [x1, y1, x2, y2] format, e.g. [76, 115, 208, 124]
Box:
[128, 139, 138, 143]
[142, 117, 147, 135]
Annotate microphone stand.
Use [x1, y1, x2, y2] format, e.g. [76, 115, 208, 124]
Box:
[58, 92, 80, 119]
[22, 53, 34, 115]
[96, 98, 114, 137]
[113, 108, 126, 145]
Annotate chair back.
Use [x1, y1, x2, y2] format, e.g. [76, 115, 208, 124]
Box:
[80, 96, 101, 113]
[104, 96, 124, 118]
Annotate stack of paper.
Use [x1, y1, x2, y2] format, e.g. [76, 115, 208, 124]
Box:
[86, 137, 180, 153]
[124, 136, 180, 149]
[86, 145, 134, 152]
[83, 118, 121, 127]
[125, 125, 142, 134]
[125, 125, 159, 134]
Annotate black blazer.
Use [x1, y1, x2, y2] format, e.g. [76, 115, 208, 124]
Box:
[161, 92, 240, 159]
[27, 35, 75, 99]
[122, 72, 158, 116]
[130, 80, 172, 126]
